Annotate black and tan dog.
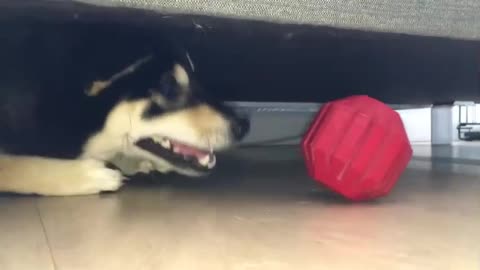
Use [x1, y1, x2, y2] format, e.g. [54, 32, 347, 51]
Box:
[0, 22, 249, 196]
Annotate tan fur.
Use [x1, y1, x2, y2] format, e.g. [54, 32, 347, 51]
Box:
[0, 64, 233, 196]
[0, 98, 231, 195]
[0, 155, 123, 196]
[82, 99, 231, 160]
[173, 64, 189, 87]
[108, 153, 171, 176]
[82, 98, 231, 177]
[85, 55, 153, 97]
[86, 81, 111, 97]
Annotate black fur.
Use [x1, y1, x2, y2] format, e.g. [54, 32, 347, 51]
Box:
[0, 21, 242, 159]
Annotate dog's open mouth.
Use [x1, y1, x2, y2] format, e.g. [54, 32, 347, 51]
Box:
[134, 137, 216, 172]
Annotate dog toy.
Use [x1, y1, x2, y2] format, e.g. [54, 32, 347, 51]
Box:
[301, 95, 412, 201]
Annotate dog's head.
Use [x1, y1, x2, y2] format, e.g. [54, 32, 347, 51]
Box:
[88, 55, 249, 176]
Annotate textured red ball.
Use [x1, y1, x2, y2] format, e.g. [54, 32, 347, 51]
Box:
[301, 95, 412, 201]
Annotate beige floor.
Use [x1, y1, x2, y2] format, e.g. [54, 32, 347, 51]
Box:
[1, 146, 480, 270]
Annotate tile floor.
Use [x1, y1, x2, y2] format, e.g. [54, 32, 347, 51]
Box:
[1, 146, 480, 270]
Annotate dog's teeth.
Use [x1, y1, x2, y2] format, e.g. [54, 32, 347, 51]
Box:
[198, 155, 210, 166]
[207, 154, 216, 169]
[152, 137, 171, 149]
[160, 138, 171, 149]
[198, 154, 216, 168]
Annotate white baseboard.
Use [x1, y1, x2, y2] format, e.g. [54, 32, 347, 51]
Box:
[229, 102, 433, 146]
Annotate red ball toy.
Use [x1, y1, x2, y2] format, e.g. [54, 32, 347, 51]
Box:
[301, 95, 412, 201]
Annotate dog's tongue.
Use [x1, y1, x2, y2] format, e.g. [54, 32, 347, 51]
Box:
[172, 141, 209, 158]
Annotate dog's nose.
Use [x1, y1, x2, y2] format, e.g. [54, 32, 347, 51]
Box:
[231, 116, 250, 141]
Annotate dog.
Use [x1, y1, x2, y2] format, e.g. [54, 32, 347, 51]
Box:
[0, 21, 249, 196]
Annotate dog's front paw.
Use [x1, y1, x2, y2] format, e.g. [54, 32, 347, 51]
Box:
[79, 159, 125, 194]
[0, 156, 125, 196]
[37, 159, 125, 196]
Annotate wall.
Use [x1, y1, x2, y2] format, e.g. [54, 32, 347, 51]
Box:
[231, 102, 432, 146]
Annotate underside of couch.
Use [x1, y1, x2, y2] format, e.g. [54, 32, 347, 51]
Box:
[77, 0, 480, 41]
[0, 0, 479, 104]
